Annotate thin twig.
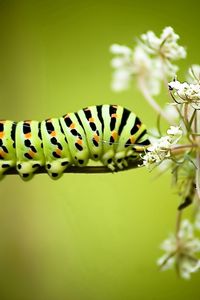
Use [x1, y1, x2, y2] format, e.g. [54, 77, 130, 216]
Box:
[4, 159, 143, 175]
[170, 144, 197, 155]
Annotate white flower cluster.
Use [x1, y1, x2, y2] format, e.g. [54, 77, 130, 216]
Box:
[140, 26, 186, 61]
[110, 27, 186, 95]
[169, 80, 200, 108]
[157, 220, 200, 279]
[142, 126, 182, 170]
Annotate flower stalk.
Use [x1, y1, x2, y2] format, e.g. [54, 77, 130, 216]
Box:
[138, 76, 173, 124]
[195, 110, 200, 199]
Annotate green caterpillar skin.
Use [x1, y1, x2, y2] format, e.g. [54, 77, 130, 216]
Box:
[0, 105, 150, 180]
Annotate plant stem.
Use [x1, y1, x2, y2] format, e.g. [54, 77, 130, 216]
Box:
[4, 159, 143, 175]
[195, 111, 200, 200]
[138, 77, 173, 125]
[176, 210, 182, 239]
[170, 143, 197, 155]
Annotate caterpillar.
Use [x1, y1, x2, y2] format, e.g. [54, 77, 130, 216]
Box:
[0, 104, 150, 180]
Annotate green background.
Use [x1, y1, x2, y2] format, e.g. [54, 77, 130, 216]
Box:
[0, 1, 199, 299]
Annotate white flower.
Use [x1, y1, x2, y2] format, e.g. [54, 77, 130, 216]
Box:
[157, 219, 200, 279]
[169, 79, 200, 108]
[111, 57, 125, 68]
[139, 27, 186, 78]
[110, 44, 163, 95]
[110, 27, 186, 95]
[140, 26, 186, 60]
[110, 44, 132, 56]
[143, 137, 171, 170]
[167, 126, 182, 136]
[133, 46, 162, 95]
[142, 126, 182, 170]
[111, 69, 132, 91]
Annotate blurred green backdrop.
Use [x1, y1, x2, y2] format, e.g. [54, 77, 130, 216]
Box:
[0, 1, 200, 299]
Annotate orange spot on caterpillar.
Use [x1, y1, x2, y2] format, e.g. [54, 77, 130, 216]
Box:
[56, 148, 62, 156]
[0, 150, 5, 158]
[70, 123, 75, 129]
[25, 133, 31, 139]
[111, 131, 118, 140]
[130, 136, 135, 144]
[50, 131, 56, 137]
[27, 150, 35, 158]
[76, 138, 83, 145]
[0, 132, 4, 139]
[137, 124, 141, 128]
[111, 113, 117, 118]
[89, 117, 94, 122]
[93, 134, 99, 142]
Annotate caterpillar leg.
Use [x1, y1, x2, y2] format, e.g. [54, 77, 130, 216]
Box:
[101, 149, 116, 171]
[114, 149, 140, 170]
[15, 121, 45, 180]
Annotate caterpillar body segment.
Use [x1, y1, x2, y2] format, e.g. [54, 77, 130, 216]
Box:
[77, 105, 103, 161]
[0, 105, 150, 180]
[41, 118, 72, 179]
[60, 111, 90, 167]
[100, 105, 123, 170]
[15, 120, 45, 180]
[0, 120, 16, 177]
[115, 113, 148, 169]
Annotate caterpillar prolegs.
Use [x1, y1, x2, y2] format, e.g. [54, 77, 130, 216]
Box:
[0, 105, 150, 180]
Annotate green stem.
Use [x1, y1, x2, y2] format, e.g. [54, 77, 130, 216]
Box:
[4, 159, 143, 175]
[138, 77, 173, 125]
[176, 210, 182, 240]
[195, 111, 200, 200]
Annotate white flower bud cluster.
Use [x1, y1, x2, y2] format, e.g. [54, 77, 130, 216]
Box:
[140, 27, 186, 60]
[168, 80, 200, 108]
[157, 220, 200, 279]
[142, 126, 182, 170]
[140, 26, 186, 77]
[110, 27, 186, 95]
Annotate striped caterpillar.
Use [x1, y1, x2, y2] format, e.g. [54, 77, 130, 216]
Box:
[0, 104, 150, 180]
